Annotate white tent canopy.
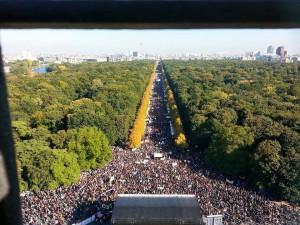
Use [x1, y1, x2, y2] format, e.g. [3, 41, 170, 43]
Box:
[153, 153, 163, 158]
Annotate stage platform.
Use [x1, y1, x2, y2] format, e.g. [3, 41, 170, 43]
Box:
[111, 194, 205, 225]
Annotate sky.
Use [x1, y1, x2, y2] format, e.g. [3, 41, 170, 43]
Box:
[0, 29, 299, 55]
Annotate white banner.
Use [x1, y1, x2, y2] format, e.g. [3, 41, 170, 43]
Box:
[154, 153, 163, 158]
[226, 179, 234, 184]
[109, 176, 115, 183]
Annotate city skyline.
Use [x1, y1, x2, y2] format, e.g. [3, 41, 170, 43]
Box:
[0, 29, 300, 55]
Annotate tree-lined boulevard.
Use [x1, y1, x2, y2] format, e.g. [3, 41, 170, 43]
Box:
[17, 61, 299, 224]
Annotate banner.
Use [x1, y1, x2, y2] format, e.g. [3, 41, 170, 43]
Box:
[154, 153, 163, 158]
[109, 176, 115, 183]
[226, 179, 234, 185]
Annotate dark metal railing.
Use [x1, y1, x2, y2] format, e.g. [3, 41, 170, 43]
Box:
[1, 0, 300, 29]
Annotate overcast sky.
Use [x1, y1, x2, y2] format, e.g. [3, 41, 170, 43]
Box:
[0, 29, 299, 55]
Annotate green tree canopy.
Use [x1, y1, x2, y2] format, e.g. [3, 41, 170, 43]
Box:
[52, 127, 112, 170]
[16, 140, 80, 191]
[163, 60, 300, 202]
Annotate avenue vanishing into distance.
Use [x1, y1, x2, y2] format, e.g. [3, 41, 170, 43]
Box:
[18, 61, 299, 225]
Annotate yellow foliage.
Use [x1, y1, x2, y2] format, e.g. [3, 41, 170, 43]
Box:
[59, 80, 69, 89]
[38, 82, 56, 91]
[175, 133, 189, 149]
[129, 129, 142, 148]
[163, 69, 189, 149]
[171, 104, 177, 110]
[129, 62, 188, 149]
[129, 66, 156, 148]
[175, 117, 181, 125]
[58, 65, 67, 72]
[219, 91, 229, 99]
[32, 111, 44, 124]
[264, 85, 275, 93]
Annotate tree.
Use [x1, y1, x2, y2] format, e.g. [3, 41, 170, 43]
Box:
[213, 107, 238, 126]
[129, 71, 155, 148]
[163, 74, 188, 149]
[27, 60, 33, 67]
[16, 139, 81, 191]
[11, 120, 32, 140]
[163, 59, 300, 201]
[16, 159, 28, 191]
[206, 125, 254, 177]
[51, 150, 81, 187]
[276, 129, 300, 202]
[175, 133, 189, 148]
[245, 115, 283, 140]
[9, 60, 155, 191]
[253, 140, 282, 189]
[52, 127, 112, 170]
[58, 65, 67, 73]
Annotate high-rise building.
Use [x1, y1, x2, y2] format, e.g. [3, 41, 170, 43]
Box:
[254, 51, 261, 57]
[21, 50, 37, 60]
[22, 50, 32, 59]
[276, 46, 285, 57]
[133, 51, 138, 57]
[267, 45, 274, 54]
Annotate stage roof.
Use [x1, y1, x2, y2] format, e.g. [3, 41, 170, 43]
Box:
[111, 194, 204, 225]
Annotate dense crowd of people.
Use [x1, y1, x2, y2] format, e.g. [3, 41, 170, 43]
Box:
[21, 67, 299, 225]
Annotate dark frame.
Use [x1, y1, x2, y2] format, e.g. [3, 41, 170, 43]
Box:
[1, 1, 300, 225]
[1, 0, 300, 29]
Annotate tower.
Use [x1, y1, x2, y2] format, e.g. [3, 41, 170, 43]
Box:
[276, 46, 285, 57]
[267, 45, 274, 54]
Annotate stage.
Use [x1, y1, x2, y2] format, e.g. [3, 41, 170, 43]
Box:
[111, 194, 205, 225]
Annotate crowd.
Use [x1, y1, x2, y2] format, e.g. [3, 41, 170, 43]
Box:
[21, 67, 299, 225]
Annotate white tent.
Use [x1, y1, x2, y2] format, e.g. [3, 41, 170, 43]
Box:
[154, 153, 163, 158]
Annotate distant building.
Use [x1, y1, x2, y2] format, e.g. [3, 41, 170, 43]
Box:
[22, 50, 32, 59]
[38, 57, 45, 62]
[282, 58, 291, 63]
[267, 45, 274, 54]
[245, 52, 253, 57]
[254, 51, 261, 57]
[97, 57, 108, 62]
[270, 56, 282, 62]
[291, 56, 300, 62]
[21, 50, 37, 60]
[133, 51, 138, 57]
[255, 55, 271, 62]
[276, 46, 285, 57]
[242, 56, 256, 61]
[43, 56, 58, 63]
[3, 56, 18, 63]
[83, 58, 97, 62]
[4, 66, 10, 73]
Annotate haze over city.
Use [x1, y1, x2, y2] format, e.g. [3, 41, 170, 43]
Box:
[1, 29, 300, 55]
